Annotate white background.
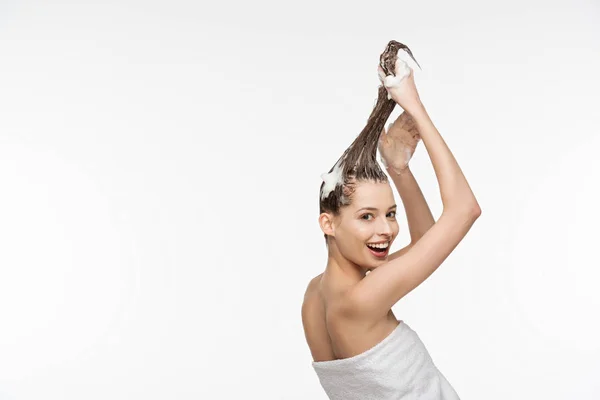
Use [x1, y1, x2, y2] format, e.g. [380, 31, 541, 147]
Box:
[0, 0, 599, 399]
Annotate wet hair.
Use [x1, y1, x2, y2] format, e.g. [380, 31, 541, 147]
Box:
[319, 40, 420, 245]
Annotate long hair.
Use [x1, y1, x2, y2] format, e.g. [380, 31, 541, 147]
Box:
[319, 40, 420, 244]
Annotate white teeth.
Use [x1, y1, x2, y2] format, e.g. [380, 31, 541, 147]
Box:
[367, 242, 389, 249]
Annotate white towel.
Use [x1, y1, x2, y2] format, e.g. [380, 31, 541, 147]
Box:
[312, 320, 460, 400]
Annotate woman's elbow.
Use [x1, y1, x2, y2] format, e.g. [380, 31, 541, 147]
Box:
[471, 201, 482, 219]
[446, 198, 481, 220]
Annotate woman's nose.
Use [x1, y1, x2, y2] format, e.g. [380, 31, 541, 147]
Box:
[378, 218, 393, 235]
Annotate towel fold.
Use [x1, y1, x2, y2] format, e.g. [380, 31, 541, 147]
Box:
[312, 320, 460, 400]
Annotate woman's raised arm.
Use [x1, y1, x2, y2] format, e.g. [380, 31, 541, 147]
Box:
[342, 66, 481, 321]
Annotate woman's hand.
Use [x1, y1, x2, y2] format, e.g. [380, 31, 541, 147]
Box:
[378, 112, 421, 175]
[377, 59, 424, 116]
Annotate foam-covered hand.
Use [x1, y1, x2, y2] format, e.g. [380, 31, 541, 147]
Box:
[377, 54, 422, 115]
[378, 112, 421, 175]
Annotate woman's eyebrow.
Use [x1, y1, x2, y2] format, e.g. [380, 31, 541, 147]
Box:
[356, 205, 397, 212]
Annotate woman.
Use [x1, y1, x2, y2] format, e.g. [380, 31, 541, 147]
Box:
[302, 44, 481, 399]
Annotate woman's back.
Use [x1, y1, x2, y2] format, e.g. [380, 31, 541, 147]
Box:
[302, 272, 401, 363]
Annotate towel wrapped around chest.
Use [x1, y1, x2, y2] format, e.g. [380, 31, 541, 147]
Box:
[311, 320, 460, 400]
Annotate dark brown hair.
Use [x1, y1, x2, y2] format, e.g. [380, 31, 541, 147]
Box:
[319, 40, 420, 244]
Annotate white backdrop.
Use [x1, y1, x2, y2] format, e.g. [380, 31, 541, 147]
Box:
[0, 0, 599, 399]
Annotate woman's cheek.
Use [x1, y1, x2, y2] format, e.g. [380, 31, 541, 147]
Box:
[354, 222, 372, 238]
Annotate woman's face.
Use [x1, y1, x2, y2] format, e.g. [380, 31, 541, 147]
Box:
[332, 180, 400, 268]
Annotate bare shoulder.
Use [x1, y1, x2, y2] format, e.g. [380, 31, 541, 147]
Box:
[300, 273, 323, 319]
[305, 273, 323, 294]
[301, 273, 325, 328]
[301, 273, 335, 362]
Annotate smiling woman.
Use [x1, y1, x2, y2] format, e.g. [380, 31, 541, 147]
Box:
[322, 179, 400, 266]
[302, 40, 481, 399]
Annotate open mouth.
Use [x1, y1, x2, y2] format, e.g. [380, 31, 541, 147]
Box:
[366, 242, 390, 258]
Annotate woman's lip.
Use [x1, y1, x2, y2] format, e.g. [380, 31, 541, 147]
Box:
[367, 245, 389, 258]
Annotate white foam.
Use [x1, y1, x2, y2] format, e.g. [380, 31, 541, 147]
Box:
[320, 158, 344, 200]
[378, 51, 412, 99]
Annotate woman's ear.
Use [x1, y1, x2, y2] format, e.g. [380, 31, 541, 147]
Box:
[318, 213, 335, 237]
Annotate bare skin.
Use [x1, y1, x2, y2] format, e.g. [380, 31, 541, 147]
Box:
[302, 271, 402, 362]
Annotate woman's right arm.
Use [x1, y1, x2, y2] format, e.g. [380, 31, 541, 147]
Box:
[344, 68, 481, 320]
[410, 104, 480, 214]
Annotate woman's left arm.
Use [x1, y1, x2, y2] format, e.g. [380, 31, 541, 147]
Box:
[386, 166, 435, 260]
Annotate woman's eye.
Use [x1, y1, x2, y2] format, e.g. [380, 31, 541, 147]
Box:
[362, 212, 395, 220]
